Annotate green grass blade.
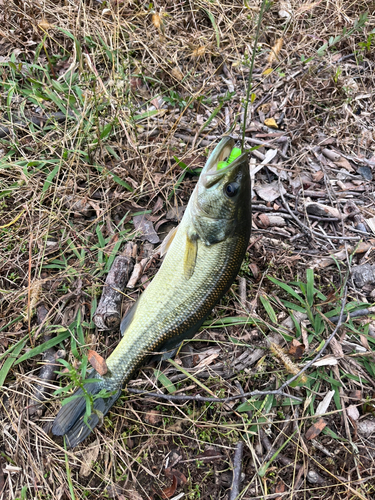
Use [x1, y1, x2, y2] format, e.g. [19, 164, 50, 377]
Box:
[133, 109, 159, 121]
[154, 369, 177, 394]
[14, 330, 71, 365]
[306, 269, 314, 307]
[203, 9, 220, 49]
[104, 239, 123, 273]
[94, 164, 133, 191]
[203, 316, 257, 328]
[42, 164, 60, 192]
[0, 339, 27, 386]
[167, 358, 215, 396]
[258, 429, 298, 477]
[198, 101, 224, 134]
[96, 224, 106, 248]
[259, 294, 277, 323]
[268, 276, 305, 304]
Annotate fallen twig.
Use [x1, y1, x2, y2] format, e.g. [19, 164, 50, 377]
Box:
[229, 441, 244, 500]
[329, 307, 373, 324]
[278, 179, 360, 241]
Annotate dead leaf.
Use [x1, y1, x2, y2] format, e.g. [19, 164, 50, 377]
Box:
[315, 390, 335, 416]
[256, 181, 286, 203]
[296, 1, 323, 14]
[79, 440, 100, 477]
[165, 468, 187, 486]
[38, 19, 54, 30]
[88, 350, 108, 375]
[311, 240, 375, 269]
[261, 149, 278, 165]
[257, 213, 270, 228]
[191, 46, 205, 58]
[312, 355, 338, 367]
[249, 263, 259, 280]
[152, 197, 164, 214]
[152, 13, 163, 30]
[278, 0, 292, 20]
[359, 334, 370, 351]
[150, 97, 164, 110]
[305, 417, 327, 440]
[130, 77, 143, 91]
[194, 351, 220, 369]
[334, 156, 354, 172]
[262, 67, 273, 76]
[171, 67, 184, 81]
[289, 339, 305, 359]
[357, 418, 375, 437]
[166, 205, 186, 222]
[153, 475, 177, 499]
[275, 479, 286, 500]
[349, 390, 362, 401]
[264, 118, 278, 129]
[144, 410, 162, 425]
[268, 38, 283, 65]
[366, 217, 375, 235]
[347, 405, 360, 422]
[133, 215, 160, 244]
[312, 170, 324, 182]
[305, 202, 341, 219]
[124, 491, 143, 500]
[329, 338, 344, 359]
[301, 321, 309, 351]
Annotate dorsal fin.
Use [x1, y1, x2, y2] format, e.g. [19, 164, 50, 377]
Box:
[120, 300, 138, 336]
[183, 233, 198, 280]
[160, 225, 178, 257]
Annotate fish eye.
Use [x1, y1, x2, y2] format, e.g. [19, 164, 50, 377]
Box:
[224, 182, 239, 198]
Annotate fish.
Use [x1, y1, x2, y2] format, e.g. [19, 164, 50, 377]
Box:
[52, 136, 252, 447]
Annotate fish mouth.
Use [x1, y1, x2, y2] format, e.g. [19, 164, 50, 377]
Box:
[204, 136, 248, 175]
[202, 137, 248, 187]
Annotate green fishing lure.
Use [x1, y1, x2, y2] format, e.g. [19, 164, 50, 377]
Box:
[217, 147, 242, 170]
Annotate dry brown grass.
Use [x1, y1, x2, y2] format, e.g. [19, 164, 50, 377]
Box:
[1, 1, 375, 499]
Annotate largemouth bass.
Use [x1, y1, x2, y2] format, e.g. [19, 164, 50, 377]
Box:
[52, 136, 251, 447]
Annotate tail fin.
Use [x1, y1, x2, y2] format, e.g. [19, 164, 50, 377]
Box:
[52, 375, 121, 448]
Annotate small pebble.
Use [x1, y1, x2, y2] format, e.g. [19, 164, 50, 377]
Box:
[358, 166, 372, 181]
[307, 470, 325, 484]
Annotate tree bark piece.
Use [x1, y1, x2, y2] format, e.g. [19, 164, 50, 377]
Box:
[93, 242, 135, 330]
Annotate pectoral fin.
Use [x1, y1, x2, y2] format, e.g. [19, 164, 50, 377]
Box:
[183, 234, 198, 280]
[160, 225, 178, 257]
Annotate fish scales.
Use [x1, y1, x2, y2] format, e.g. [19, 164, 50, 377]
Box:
[104, 213, 248, 390]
